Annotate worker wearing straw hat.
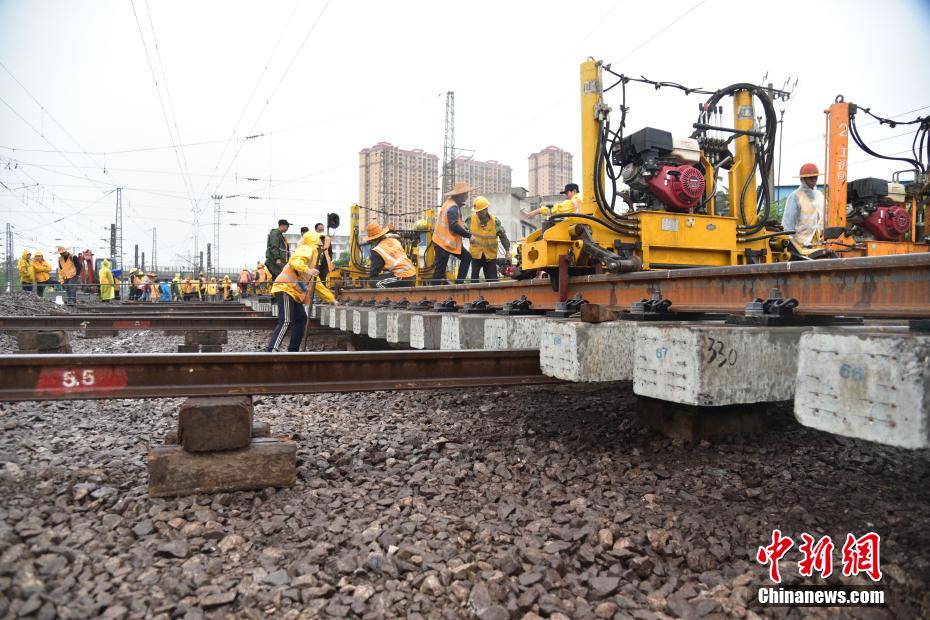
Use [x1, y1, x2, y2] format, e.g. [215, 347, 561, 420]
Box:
[365, 222, 417, 288]
[431, 180, 473, 284]
[782, 163, 824, 248]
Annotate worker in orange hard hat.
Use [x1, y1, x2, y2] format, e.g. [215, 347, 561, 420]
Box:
[782, 163, 824, 248]
[365, 222, 416, 288]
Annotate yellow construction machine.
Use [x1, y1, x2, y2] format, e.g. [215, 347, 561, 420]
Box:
[516, 59, 796, 292]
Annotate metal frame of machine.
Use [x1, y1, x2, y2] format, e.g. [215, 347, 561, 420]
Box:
[515, 59, 796, 298]
[822, 97, 930, 256]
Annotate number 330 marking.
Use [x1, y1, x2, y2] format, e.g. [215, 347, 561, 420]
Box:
[706, 338, 737, 368]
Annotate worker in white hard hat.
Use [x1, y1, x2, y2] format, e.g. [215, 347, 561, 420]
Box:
[467, 196, 510, 282]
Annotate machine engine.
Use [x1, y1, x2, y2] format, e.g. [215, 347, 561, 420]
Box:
[614, 128, 705, 212]
[847, 177, 910, 241]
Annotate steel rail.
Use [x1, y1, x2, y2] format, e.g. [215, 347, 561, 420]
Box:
[50, 310, 267, 317]
[341, 253, 930, 318]
[65, 304, 259, 314]
[0, 315, 279, 331]
[0, 350, 557, 401]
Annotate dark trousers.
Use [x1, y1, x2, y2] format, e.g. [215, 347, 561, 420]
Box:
[267, 292, 308, 352]
[318, 258, 330, 283]
[470, 258, 499, 282]
[64, 276, 80, 304]
[375, 275, 416, 288]
[36, 283, 46, 297]
[432, 246, 471, 284]
[21, 283, 33, 293]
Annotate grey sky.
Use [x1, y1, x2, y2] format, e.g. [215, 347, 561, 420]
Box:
[2, 0, 928, 270]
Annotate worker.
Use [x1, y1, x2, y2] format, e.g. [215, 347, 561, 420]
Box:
[782, 163, 825, 248]
[181, 275, 194, 302]
[171, 272, 182, 301]
[254, 261, 268, 295]
[267, 230, 335, 352]
[139, 272, 151, 302]
[431, 180, 473, 284]
[99, 259, 115, 302]
[18, 250, 35, 293]
[159, 278, 171, 302]
[149, 273, 159, 302]
[57, 246, 82, 305]
[198, 272, 207, 300]
[365, 222, 417, 288]
[315, 222, 333, 284]
[207, 276, 219, 302]
[238, 265, 253, 298]
[222, 274, 232, 301]
[467, 196, 511, 282]
[31, 251, 52, 297]
[266, 218, 292, 280]
[525, 183, 582, 220]
[127, 267, 142, 301]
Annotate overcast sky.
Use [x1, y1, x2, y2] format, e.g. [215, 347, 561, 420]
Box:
[2, 0, 928, 270]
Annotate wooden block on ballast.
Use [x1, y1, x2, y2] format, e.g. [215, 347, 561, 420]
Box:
[178, 395, 253, 452]
[147, 437, 297, 497]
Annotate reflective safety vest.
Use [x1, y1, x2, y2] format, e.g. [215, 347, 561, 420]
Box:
[469, 213, 499, 260]
[58, 255, 77, 280]
[433, 199, 464, 254]
[207, 281, 218, 295]
[271, 246, 319, 304]
[551, 195, 582, 215]
[372, 237, 416, 278]
[239, 269, 251, 283]
[792, 187, 824, 247]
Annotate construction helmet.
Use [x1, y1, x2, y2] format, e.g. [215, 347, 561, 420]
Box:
[473, 196, 489, 212]
[797, 163, 820, 178]
[414, 218, 429, 231]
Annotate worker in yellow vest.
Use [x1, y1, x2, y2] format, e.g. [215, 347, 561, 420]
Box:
[526, 183, 582, 221]
[31, 252, 52, 297]
[364, 222, 417, 288]
[467, 197, 511, 282]
[267, 230, 335, 352]
[431, 180, 473, 284]
[57, 246, 82, 305]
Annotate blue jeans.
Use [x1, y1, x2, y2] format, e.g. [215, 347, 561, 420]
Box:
[64, 276, 80, 304]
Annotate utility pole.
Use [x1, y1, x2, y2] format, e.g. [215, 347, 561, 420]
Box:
[134, 244, 139, 268]
[109, 224, 116, 262]
[151, 228, 157, 273]
[4, 223, 12, 293]
[199, 251, 204, 274]
[115, 187, 124, 269]
[141, 251, 146, 272]
[207, 243, 212, 276]
[441, 91, 455, 198]
[212, 194, 221, 276]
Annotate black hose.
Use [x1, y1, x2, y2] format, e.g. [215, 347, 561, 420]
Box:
[739, 230, 794, 243]
[849, 114, 924, 173]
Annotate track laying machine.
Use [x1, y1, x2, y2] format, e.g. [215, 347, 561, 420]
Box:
[516, 59, 805, 292]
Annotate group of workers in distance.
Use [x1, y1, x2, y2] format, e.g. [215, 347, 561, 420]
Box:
[17, 246, 84, 304]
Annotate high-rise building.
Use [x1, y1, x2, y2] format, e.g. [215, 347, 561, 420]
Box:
[454, 156, 512, 200]
[528, 145, 573, 197]
[358, 142, 439, 232]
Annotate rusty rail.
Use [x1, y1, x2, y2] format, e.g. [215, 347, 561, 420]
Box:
[0, 315, 279, 331]
[341, 253, 930, 318]
[65, 304, 258, 314]
[0, 350, 557, 401]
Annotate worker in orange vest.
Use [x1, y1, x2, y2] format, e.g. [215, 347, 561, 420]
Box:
[56, 246, 82, 305]
[431, 180, 473, 284]
[238, 265, 253, 298]
[364, 222, 417, 288]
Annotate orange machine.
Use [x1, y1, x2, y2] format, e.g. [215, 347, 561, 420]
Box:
[822, 97, 930, 256]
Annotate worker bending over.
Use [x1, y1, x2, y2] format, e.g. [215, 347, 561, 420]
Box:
[267, 231, 335, 352]
[781, 163, 824, 249]
[467, 197, 511, 282]
[365, 222, 417, 288]
[431, 181, 473, 284]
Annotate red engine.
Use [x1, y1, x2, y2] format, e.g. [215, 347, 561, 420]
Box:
[646, 165, 705, 212]
[861, 204, 910, 241]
